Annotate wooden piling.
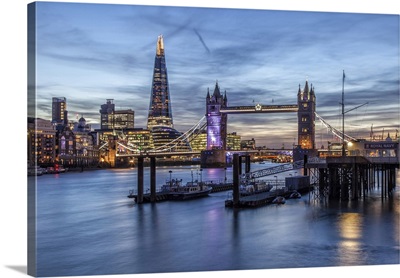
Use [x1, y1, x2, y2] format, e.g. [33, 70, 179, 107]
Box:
[150, 157, 156, 203]
[232, 154, 240, 207]
[137, 156, 144, 204]
[245, 155, 251, 174]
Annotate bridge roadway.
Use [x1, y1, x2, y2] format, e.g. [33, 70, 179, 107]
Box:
[116, 149, 293, 158]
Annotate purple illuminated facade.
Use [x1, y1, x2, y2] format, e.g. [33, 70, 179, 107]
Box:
[206, 82, 227, 150]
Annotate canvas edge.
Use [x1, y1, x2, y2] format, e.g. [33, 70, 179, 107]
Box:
[27, 2, 37, 277]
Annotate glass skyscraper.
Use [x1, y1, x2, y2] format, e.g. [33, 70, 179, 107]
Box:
[147, 35, 191, 152]
[147, 35, 173, 130]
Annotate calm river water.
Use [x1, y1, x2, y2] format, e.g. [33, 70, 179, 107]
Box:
[32, 163, 399, 277]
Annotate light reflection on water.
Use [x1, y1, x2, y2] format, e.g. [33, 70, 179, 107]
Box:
[34, 165, 400, 277]
[337, 213, 363, 266]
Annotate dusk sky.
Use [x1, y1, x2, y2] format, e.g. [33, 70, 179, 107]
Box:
[31, 1, 399, 148]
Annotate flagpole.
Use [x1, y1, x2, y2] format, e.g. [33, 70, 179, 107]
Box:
[342, 70, 345, 157]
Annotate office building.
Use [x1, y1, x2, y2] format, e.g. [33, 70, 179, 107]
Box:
[99, 99, 134, 130]
[52, 97, 67, 127]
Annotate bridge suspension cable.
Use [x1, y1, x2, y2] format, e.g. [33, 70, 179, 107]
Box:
[117, 141, 141, 153]
[315, 112, 359, 143]
[102, 116, 207, 154]
[152, 116, 207, 152]
[98, 142, 108, 150]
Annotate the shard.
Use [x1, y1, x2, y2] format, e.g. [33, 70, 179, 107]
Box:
[147, 35, 173, 130]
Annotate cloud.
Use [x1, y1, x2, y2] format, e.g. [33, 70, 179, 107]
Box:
[33, 3, 399, 147]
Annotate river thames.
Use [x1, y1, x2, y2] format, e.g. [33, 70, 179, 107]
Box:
[31, 163, 399, 277]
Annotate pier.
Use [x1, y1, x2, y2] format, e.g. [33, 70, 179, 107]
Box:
[130, 152, 398, 207]
[307, 156, 399, 201]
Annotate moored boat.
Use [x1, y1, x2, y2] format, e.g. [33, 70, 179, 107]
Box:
[47, 164, 68, 174]
[161, 179, 212, 200]
[28, 166, 46, 176]
[272, 196, 286, 204]
[289, 190, 301, 199]
[239, 180, 273, 196]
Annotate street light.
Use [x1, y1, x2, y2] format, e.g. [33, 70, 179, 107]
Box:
[200, 168, 203, 183]
[169, 170, 172, 186]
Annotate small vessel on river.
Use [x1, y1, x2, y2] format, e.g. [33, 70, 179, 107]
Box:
[272, 196, 286, 204]
[289, 190, 301, 199]
[28, 165, 46, 176]
[161, 179, 212, 200]
[127, 178, 213, 202]
[239, 180, 273, 196]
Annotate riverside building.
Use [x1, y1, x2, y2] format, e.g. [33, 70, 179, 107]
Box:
[27, 117, 57, 166]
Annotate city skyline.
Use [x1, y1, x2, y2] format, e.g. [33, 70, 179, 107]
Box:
[31, 2, 399, 148]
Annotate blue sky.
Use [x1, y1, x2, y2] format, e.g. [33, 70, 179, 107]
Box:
[31, 1, 399, 148]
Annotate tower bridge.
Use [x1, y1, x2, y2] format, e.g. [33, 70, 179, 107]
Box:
[201, 81, 316, 168]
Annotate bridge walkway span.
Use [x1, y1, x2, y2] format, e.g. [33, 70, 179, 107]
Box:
[243, 160, 304, 180]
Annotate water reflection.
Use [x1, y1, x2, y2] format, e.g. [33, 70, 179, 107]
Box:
[337, 212, 364, 265]
[35, 166, 399, 276]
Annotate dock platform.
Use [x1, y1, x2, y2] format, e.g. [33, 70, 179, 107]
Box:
[127, 182, 234, 203]
[225, 187, 312, 208]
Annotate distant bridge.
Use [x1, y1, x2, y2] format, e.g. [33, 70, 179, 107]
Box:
[116, 150, 201, 158]
[99, 110, 360, 158]
[110, 111, 355, 154]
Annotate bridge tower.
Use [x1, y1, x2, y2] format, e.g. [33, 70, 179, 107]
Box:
[107, 135, 118, 168]
[295, 80, 317, 161]
[201, 82, 228, 168]
[206, 81, 227, 150]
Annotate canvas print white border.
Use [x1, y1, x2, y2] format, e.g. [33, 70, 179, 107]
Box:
[0, 1, 399, 278]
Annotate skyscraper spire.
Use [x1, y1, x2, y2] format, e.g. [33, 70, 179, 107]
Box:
[147, 35, 173, 130]
[156, 35, 164, 56]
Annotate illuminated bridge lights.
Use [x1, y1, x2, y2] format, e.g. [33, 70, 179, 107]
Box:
[220, 104, 298, 114]
[116, 150, 201, 157]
